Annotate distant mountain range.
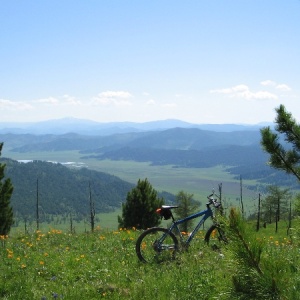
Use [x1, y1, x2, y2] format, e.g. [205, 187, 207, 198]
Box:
[1, 122, 297, 190]
[0, 117, 273, 135]
[1, 118, 294, 190]
[1, 127, 262, 153]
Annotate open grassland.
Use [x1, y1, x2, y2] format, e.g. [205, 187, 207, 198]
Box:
[1, 227, 232, 300]
[2, 150, 83, 163]
[2, 218, 300, 300]
[12, 210, 123, 235]
[5, 149, 260, 230]
[5, 150, 259, 208]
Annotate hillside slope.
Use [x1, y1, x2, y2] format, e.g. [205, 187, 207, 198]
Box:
[2, 159, 174, 222]
[2, 159, 134, 219]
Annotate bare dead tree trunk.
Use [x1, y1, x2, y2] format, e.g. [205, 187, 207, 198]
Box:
[240, 175, 244, 218]
[256, 193, 261, 232]
[70, 212, 74, 234]
[218, 183, 224, 215]
[24, 216, 28, 235]
[89, 182, 95, 232]
[36, 178, 39, 231]
[287, 200, 292, 236]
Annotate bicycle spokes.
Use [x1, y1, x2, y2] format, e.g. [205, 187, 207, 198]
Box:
[136, 228, 178, 263]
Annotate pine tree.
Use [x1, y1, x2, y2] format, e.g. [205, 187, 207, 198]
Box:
[293, 193, 300, 216]
[0, 143, 14, 235]
[260, 104, 300, 182]
[262, 185, 290, 232]
[118, 178, 164, 229]
[174, 190, 198, 233]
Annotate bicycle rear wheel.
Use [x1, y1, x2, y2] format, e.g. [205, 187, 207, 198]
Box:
[204, 224, 228, 250]
[136, 227, 179, 263]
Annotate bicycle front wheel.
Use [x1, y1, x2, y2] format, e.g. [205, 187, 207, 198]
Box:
[136, 227, 179, 263]
[204, 225, 228, 250]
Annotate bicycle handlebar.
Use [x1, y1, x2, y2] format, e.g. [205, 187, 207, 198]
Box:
[206, 193, 221, 208]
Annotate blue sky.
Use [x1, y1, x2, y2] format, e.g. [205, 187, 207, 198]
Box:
[1, 0, 299, 124]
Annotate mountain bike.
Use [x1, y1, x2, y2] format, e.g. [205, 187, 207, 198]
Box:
[135, 191, 227, 263]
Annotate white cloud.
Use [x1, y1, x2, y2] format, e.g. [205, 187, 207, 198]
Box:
[210, 84, 278, 100]
[276, 84, 291, 92]
[260, 80, 291, 92]
[91, 90, 133, 107]
[252, 91, 278, 100]
[32, 95, 83, 106]
[34, 97, 59, 104]
[260, 80, 276, 87]
[0, 99, 33, 110]
[62, 94, 82, 105]
[97, 91, 132, 99]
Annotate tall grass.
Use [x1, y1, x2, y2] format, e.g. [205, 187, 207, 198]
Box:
[1, 227, 232, 300]
[228, 209, 300, 299]
[2, 216, 300, 299]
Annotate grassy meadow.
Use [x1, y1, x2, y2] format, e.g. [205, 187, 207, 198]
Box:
[4, 149, 259, 229]
[3, 148, 300, 299]
[2, 216, 300, 300]
[11, 210, 123, 235]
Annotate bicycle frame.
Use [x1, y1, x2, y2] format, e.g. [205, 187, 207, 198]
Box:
[165, 205, 214, 246]
[135, 192, 225, 263]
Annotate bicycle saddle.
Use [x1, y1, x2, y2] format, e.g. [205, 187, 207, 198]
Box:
[161, 205, 179, 209]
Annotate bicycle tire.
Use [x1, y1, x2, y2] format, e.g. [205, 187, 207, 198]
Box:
[136, 227, 179, 263]
[204, 224, 228, 250]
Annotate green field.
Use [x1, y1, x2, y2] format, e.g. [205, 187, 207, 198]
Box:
[2, 216, 300, 299]
[4, 149, 258, 197]
[5, 149, 260, 229]
[11, 210, 123, 236]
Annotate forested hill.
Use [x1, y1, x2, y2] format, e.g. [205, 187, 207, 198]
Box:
[1, 159, 175, 221]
